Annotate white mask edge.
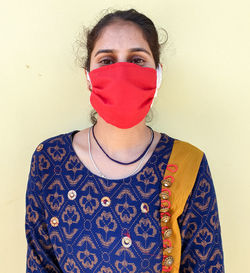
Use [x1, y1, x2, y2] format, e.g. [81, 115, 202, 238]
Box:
[150, 64, 162, 108]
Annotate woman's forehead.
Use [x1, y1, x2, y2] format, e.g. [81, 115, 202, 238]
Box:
[93, 21, 150, 51]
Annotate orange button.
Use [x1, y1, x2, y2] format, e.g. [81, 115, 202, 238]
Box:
[159, 192, 169, 200]
[36, 143, 43, 152]
[50, 216, 59, 227]
[101, 196, 111, 207]
[122, 236, 132, 248]
[163, 247, 173, 255]
[164, 256, 174, 266]
[161, 215, 170, 223]
[164, 228, 172, 238]
[141, 202, 149, 213]
[68, 190, 77, 200]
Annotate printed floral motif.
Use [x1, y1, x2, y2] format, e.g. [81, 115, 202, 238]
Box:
[65, 155, 84, 186]
[47, 138, 66, 161]
[134, 218, 157, 252]
[46, 180, 65, 212]
[62, 205, 80, 227]
[96, 211, 117, 234]
[79, 194, 99, 215]
[63, 258, 80, 273]
[96, 211, 117, 247]
[134, 217, 157, 240]
[26, 195, 39, 224]
[38, 154, 50, 171]
[193, 227, 213, 261]
[77, 236, 98, 269]
[136, 167, 158, 198]
[61, 205, 81, 240]
[194, 178, 211, 211]
[65, 155, 83, 173]
[46, 191, 64, 212]
[115, 260, 136, 273]
[115, 189, 137, 224]
[194, 227, 213, 248]
[80, 181, 99, 215]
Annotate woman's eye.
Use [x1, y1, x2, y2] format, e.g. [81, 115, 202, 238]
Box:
[99, 59, 114, 65]
[131, 58, 145, 65]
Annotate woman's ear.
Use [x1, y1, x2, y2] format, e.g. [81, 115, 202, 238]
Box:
[84, 69, 92, 92]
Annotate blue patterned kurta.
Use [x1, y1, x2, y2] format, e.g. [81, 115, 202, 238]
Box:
[25, 130, 224, 272]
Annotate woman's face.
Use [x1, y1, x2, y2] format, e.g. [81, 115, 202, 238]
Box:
[89, 20, 156, 72]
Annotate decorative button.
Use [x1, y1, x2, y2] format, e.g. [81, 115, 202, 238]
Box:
[161, 215, 170, 223]
[164, 228, 172, 238]
[36, 143, 43, 152]
[159, 192, 169, 200]
[122, 236, 132, 248]
[101, 196, 111, 207]
[141, 202, 149, 213]
[160, 207, 169, 213]
[50, 217, 59, 227]
[163, 247, 173, 255]
[161, 177, 172, 187]
[68, 190, 77, 200]
[164, 256, 174, 266]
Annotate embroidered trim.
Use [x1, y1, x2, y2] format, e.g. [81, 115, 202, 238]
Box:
[160, 164, 178, 272]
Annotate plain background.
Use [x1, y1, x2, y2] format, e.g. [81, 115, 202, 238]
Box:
[1, 0, 250, 272]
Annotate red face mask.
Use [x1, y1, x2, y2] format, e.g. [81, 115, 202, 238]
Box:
[87, 62, 161, 129]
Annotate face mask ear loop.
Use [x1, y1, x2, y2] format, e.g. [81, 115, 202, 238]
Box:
[150, 64, 162, 108]
[156, 63, 162, 95]
[86, 71, 92, 90]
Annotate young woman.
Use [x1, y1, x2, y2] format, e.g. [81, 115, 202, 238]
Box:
[25, 9, 224, 273]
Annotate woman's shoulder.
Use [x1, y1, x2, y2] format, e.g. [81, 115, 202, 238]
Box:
[29, 130, 79, 170]
[28, 130, 81, 190]
[161, 131, 205, 156]
[33, 130, 77, 153]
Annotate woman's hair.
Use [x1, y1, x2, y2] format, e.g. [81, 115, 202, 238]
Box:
[74, 8, 168, 125]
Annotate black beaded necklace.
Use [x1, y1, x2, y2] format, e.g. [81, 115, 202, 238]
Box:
[92, 124, 154, 165]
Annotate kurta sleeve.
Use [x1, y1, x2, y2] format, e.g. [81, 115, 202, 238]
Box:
[178, 154, 225, 272]
[25, 149, 62, 273]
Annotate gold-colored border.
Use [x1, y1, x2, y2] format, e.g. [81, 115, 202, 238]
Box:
[160, 139, 204, 272]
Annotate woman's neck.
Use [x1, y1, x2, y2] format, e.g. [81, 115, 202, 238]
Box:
[92, 116, 153, 159]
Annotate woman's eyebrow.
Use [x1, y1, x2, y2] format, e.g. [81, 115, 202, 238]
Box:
[129, 47, 151, 56]
[94, 49, 114, 57]
[94, 47, 151, 57]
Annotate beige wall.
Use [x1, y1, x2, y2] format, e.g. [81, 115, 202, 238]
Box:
[1, 0, 249, 272]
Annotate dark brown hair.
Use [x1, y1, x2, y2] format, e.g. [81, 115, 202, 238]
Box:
[74, 8, 168, 125]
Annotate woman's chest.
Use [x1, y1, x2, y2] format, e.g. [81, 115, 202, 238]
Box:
[42, 176, 164, 272]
